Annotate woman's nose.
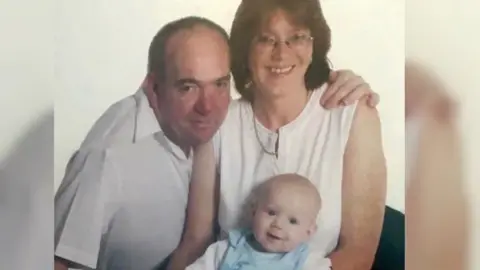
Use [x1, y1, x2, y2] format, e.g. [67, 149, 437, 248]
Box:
[271, 42, 289, 61]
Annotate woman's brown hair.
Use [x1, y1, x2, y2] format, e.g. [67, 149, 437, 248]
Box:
[230, 0, 332, 101]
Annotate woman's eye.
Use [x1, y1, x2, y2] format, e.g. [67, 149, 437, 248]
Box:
[258, 35, 275, 44]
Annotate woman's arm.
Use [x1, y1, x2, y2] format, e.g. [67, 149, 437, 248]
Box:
[167, 141, 219, 270]
[329, 97, 387, 269]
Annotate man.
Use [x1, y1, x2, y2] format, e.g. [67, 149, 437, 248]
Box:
[54, 16, 379, 270]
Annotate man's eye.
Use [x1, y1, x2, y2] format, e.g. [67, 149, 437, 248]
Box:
[179, 85, 196, 92]
[216, 80, 229, 89]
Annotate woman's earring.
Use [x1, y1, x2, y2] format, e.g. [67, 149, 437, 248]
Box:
[244, 80, 253, 89]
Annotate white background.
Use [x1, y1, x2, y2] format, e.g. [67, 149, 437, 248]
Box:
[0, 1, 54, 269]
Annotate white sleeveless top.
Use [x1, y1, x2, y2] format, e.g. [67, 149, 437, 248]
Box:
[215, 85, 358, 256]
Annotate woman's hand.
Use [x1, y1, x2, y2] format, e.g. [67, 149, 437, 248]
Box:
[320, 69, 380, 109]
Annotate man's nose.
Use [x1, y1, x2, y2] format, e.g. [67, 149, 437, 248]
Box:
[195, 88, 214, 115]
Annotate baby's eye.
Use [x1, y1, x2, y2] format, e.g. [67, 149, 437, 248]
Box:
[267, 209, 276, 216]
[289, 218, 298, 225]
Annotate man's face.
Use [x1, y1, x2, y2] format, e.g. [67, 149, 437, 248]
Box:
[155, 26, 231, 147]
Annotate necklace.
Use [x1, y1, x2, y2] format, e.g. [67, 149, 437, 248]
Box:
[252, 111, 279, 158]
[251, 90, 312, 158]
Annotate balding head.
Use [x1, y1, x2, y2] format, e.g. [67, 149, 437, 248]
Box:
[256, 173, 322, 217]
[147, 16, 229, 87]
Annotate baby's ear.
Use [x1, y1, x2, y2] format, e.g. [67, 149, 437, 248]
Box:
[240, 199, 257, 228]
[250, 201, 257, 216]
[307, 222, 318, 237]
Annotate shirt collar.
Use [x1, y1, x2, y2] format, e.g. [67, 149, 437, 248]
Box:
[134, 88, 192, 161]
[133, 88, 161, 141]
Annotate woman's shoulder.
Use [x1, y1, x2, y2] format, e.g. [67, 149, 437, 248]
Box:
[309, 84, 359, 118]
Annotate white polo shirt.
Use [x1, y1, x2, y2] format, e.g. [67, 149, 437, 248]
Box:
[81, 88, 159, 150]
[55, 88, 180, 270]
[55, 88, 159, 198]
[55, 132, 192, 270]
[215, 85, 358, 267]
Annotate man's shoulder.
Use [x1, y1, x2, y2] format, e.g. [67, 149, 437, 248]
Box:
[80, 93, 140, 149]
[104, 132, 167, 162]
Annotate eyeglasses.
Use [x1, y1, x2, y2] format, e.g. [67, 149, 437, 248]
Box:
[254, 33, 314, 50]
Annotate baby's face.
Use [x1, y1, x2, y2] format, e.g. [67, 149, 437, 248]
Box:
[252, 186, 317, 253]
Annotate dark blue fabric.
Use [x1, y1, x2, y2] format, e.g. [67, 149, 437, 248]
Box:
[371, 206, 405, 270]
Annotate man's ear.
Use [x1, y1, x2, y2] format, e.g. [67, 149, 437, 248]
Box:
[144, 73, 162, 113]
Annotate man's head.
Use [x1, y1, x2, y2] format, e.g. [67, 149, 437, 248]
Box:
[251, 173, 321, 252]
[146, 17, 231, 149]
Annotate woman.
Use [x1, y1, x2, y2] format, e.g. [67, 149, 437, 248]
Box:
[169, 0, 387, 269]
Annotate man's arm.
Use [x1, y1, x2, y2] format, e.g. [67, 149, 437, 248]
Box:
[54, 256, 83, 270]
[167, 142, 218, 270]
[54, 149, 119, 270]
[329, 98, 387, 269]
[54, 258, 68, 270]
[320, 70, 380, 109]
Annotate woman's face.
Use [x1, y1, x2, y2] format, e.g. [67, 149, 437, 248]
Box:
[248, 9, 313, 98]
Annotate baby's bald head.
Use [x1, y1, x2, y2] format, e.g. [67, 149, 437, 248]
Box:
[255, 173, 322, 219]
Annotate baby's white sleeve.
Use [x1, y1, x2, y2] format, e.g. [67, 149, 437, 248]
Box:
[186, 240, 229, 270]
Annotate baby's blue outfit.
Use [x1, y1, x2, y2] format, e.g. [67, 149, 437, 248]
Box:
[218, 229, 309, 270]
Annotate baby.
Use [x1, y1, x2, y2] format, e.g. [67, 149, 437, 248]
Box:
[187, 173, 322, 270]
